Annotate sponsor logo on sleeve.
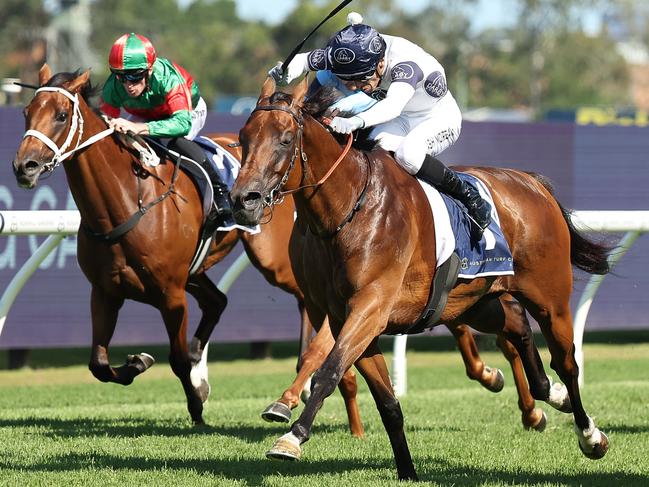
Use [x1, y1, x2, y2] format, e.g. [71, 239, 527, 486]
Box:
[424, 71, 448, 98]
[308, 49, 328, 71]
[391, 63, 415, 81]
[390, 62, 423, 87]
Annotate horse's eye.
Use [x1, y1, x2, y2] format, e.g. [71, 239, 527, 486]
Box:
[55, 111, 68, 123]
[280, 135, 293, 146]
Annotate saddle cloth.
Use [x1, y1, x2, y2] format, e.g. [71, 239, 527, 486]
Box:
[419, 173, 514, 279]
[191, 136, 260, 234]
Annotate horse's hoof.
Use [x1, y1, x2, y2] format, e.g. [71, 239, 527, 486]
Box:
[266, 433, 301, 461]
[524, 409, 547, 432]
[485, 367, 505, 393]
[127, 352, 155, 372]
[261, 402, 291, 423]
[579, 431, 609, 460]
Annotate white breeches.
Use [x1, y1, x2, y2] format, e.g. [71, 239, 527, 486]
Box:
[369, 100, 462, 174]
[186, 97, 207, 141]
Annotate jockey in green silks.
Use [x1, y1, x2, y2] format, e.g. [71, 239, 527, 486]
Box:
[100, 32, 232, 219]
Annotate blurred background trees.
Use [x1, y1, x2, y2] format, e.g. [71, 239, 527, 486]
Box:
[1, 0, 648, 119]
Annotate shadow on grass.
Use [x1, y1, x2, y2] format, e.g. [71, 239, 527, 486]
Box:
[0, 416, 357, 444]
[0, 449, 645, 486]
[604, 423, 649, 434]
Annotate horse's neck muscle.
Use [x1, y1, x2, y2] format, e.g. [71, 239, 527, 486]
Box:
[296, 122, 366, 235]
[65, 104, 139, 229]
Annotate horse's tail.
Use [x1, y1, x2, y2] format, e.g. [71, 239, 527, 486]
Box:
[529, 172, 611, 275]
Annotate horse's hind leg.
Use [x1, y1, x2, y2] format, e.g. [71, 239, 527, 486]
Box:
[88, 287, 154, 385]
[161, 291, 205, 425]
[185, 272, 228, 403]
[459, 295, 549, 431]
[495, 335, 547, 431]
[449, 324, 505, 393]
[516, 288, 609, 459]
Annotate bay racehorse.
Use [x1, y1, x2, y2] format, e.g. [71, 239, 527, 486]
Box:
[230, 77, 611, 480]
[12, 66, 551, 439]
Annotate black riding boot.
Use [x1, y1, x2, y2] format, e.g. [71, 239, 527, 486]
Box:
[201, 160, 233, 219]
[416, 154, 492, 237]
[168, 138, 232, 219]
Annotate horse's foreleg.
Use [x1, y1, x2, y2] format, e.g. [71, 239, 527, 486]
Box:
[263, 309, 364, 436]
[449, 324, 504, 392]
[88, 288, 153, 385]
[267, 296, 414, 480]
[185, 273, 228, 402]
[161, 292, 205, 425]
[262, 307, 330, 423]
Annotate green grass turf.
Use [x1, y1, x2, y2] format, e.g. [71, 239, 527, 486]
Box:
[0, 334, 648, 486]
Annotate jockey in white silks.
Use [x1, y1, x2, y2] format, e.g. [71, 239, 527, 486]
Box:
[269, 12, 491, 237]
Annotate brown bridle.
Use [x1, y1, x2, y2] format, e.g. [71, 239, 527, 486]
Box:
[250, 103, 368, 238]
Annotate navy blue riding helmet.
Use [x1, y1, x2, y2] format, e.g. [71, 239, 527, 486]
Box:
[326, 24, 386, 81]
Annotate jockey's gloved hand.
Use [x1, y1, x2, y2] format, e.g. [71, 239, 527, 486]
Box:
[268, 62, 289, 85]
[329, 116, 364, 134]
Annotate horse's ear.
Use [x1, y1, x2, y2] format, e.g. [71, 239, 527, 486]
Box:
[66, 70, 91, 94]
[258, 76, 276, 104]
[38, 64, 52, 86]
[290, 76, 309, 109]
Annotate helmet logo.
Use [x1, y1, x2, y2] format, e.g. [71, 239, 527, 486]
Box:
[368, 36, 383, 55]
[308, 49, 328, 71]
[333, 48, 356, 65]
[424, 71, 448, 98]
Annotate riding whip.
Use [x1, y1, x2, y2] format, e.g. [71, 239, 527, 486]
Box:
[281, 0, 354, 73]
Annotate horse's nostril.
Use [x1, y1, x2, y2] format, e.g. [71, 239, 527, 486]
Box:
[243, 191, 262, 203]
[25, 160, 40, 171]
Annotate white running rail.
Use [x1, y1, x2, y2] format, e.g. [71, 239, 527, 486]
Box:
[0, 210, 251, 339]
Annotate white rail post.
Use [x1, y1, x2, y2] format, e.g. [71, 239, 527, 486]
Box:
[392, 334, 408, 397]
[0, 210, 81, 337]
[571, 210, 649, 386]
[0, 235, 66, 336]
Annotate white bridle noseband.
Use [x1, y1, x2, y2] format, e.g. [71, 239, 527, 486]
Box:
[22, 86, 114, 170]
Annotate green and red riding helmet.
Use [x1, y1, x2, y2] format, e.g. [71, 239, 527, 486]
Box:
[108, 33, 157, 75]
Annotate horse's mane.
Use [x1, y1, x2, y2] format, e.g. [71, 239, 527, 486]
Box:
[45, 70, 101, 108]
[270, 85, 378, 152]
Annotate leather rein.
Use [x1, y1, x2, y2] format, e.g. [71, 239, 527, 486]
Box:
[251, 104, 371, 238]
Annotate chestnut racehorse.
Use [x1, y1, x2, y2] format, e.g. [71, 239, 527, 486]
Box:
[12, 66, 548, 439]
[231, 77, 611, 480]
[10, 65, 362, 428]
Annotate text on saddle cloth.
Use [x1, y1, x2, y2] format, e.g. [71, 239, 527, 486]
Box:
[419, 173, 514, 279]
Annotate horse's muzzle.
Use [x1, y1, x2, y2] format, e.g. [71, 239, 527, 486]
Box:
[231, 189, 264, 226]
[12, 158, 42, 189]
